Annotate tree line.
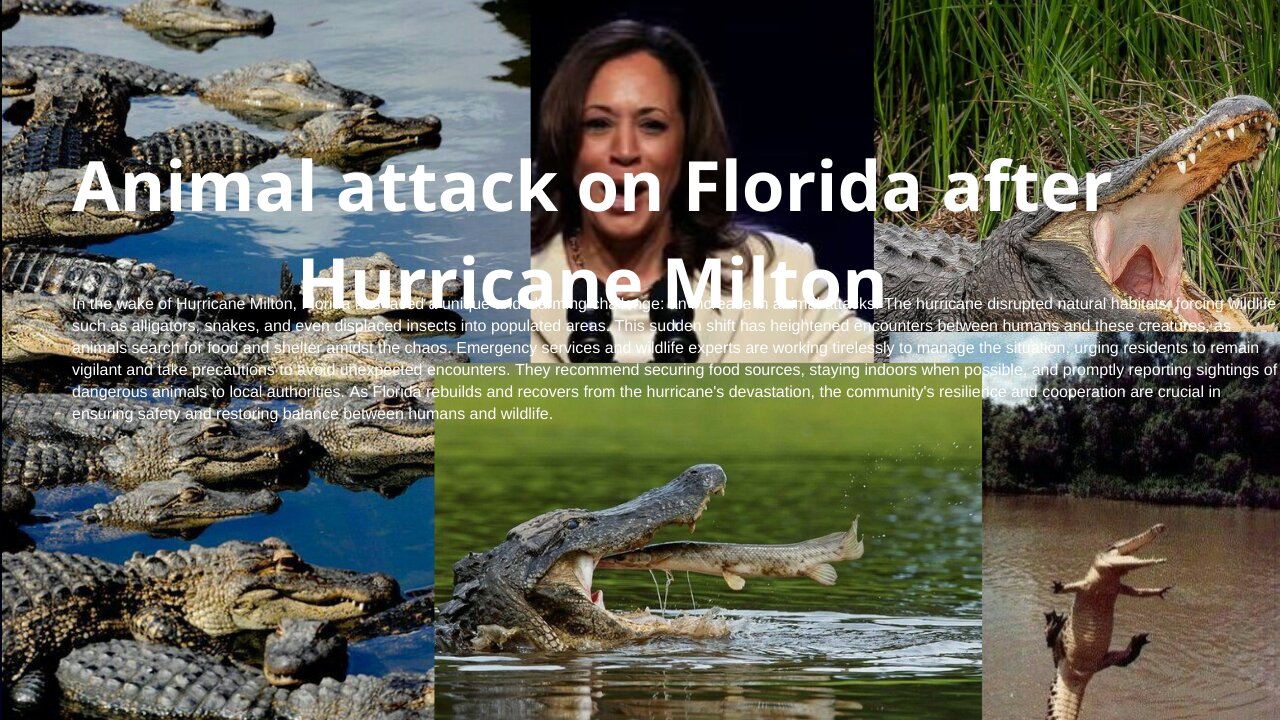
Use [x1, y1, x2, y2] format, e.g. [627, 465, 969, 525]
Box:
[983, 332, 1280, 507]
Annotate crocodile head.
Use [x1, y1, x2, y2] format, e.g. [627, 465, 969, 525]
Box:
[972, 95, 1276, 328]
[263, 618, 348, 687]
[1092, 523, 1167, 576]
[99, 415, 307, 487]
[2, 292, 118, 362]
[125, 538, 401, 636]
[196, 60, 383, 121]
[1, 55, 36, 96]
[12, 169, 174, 241]
[78, 478, 280, 533]
[298, 392, 435, 460]
[284, 106, 442, 172]
[438, 464, 728, 652]
[306, 253, 464, 321]
[123, 0, 274, 32]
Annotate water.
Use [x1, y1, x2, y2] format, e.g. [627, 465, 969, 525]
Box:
[435, 445, 983, 712]
[983, 494, 1280, 719]
[2, 0, 531, 361]
[3, 0, 529, 706]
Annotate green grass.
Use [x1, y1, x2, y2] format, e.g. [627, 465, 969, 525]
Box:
[875, 0, 1279, 324]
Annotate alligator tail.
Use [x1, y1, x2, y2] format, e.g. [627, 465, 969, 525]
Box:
[1045, 672, 1084, 720]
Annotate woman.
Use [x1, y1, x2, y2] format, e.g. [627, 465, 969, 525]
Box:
[531, 20, 871, 363]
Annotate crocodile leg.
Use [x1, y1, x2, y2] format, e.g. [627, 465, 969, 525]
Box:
[129, 606, 226, 653]
[1052, 579, 1087, 594]
[1103, 632, 1150, 668]
[1119, 583, 1172, 598]
[8, 667, 54, 713]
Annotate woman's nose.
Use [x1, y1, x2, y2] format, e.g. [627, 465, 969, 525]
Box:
[610, 126, 640, 166]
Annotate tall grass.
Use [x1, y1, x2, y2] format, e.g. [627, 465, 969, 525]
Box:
[875, 0, 1279, 324]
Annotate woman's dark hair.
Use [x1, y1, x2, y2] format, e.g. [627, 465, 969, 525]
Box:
[532, 20, 753, 269]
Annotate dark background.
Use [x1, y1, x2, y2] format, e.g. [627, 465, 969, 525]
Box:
[531, 2, 875, 316]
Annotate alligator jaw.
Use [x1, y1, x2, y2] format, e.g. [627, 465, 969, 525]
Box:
[1098, 523, 1167, 573]
[1087, 97, 1276, 320]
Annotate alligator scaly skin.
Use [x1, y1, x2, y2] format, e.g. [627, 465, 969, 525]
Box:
[133, 121, 281, 176]
[4, 45, 195, 95]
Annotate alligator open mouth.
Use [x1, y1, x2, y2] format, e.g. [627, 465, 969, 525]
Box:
[531, 465, 725, 621]
[1089, 97, 1276, 321]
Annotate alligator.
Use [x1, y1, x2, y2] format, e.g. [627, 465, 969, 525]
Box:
[3, 45, 195, 96]
[58, 639, 433, 720]
[2, 167, 174, 242]
[2, 292, 117, 362]
[282, 106, 442, 173]
[6, 47, 382, 121]
[78, 477, 280, 534]
[437, 464, 732, 653]
[131, 108, 443, 176]
[1, 56, 36, 96]
[291, 391, 435, 460]
[3, 245, 461, 328]
[2, 291, 465, 390]
[876, 96, 1278, 331]
[2, 393, 306, 488]
[195, 59, 384, 127]
[1045, 524, 1172, 720]
[13, 0, 272, 49]
[263, 617, 349, 687]
[3, 539, 399, 709]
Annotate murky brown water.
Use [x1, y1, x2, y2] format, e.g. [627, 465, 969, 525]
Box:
[983, 494, 1279, 719]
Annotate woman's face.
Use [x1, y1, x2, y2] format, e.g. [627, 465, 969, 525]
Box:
[574, 51, 685, 248]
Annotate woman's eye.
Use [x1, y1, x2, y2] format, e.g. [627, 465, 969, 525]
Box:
[640, 120, 668, 133]
[582, 117, 611, 132]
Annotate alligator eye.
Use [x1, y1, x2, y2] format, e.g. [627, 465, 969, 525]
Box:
[275, 553, 307, 572]
[565, 519, 580, 530]
[203, 423, 231, 438]
[383, 396, 408, 408]
[179, 488, 205, 503]
[274, 626, 286, 637]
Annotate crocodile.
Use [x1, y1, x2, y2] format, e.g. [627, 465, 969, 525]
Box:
[281, 106, 442, 173]
[195, 59, 384, 127]
[6, 47, 382, 120]
[1045, 524, 1172, 720]
[437, 464, 732, 653]
[131, 108, 443, 176]
[2, 167, 174, 242]
[2, 393, 306, 488]
[2, 292, 117, 362]
[264, 617, 348, 687]
[3, 45, 195, 96]
[2, 245, 460, 328]
[1, 292, 465, 389]
[2, 538, 400, 708]
[58, 639, 433, 720]
[14, 0, 273, 50]
[876, 96, 1278, 331]
[291, 390, 435, 460]
[78, 478, 281, 534]
[1, 56, 36, 96]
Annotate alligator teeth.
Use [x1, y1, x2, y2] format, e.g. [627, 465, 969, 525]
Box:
[1188, 152, 1196, 165]
[1238, 122, 1247, 134]
[1227, 127, 1236, 141]
[1196, 141, 1204, 152]
[1216, 130, 1223, 138]
[1249, 158, 1262, 172]
[1177, 160, 1187, 174]
[1270, 127, 1276, 141]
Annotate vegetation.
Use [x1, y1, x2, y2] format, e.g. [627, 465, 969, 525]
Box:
[984, 332, 1280, 506]
[875, 0, 1279, 324]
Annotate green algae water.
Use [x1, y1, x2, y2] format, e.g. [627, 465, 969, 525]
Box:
[435, 368, 982, 717]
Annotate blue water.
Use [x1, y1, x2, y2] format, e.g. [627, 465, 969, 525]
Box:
[5, 0, 531, 688]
